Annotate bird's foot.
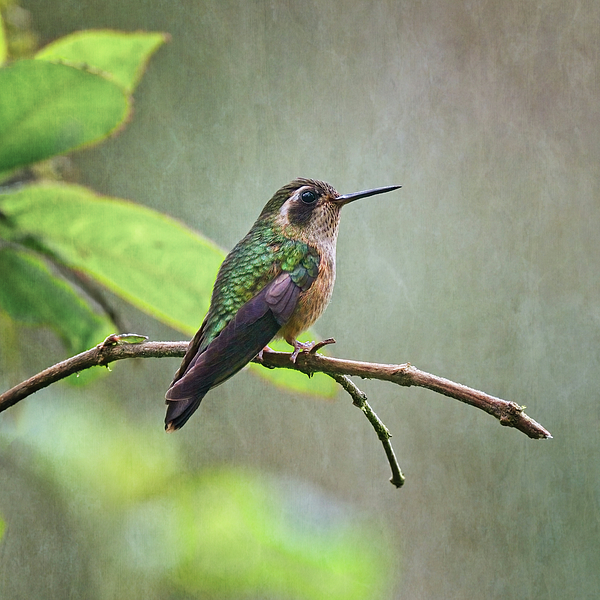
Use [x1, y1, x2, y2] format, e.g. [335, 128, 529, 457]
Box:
[289, 341, 310, 363]
[255, 345, 275, 365]
[289, 338, 336, 363]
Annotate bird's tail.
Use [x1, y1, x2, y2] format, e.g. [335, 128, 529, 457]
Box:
[164, 393, 204, 432]
[164, 277, 289, 431]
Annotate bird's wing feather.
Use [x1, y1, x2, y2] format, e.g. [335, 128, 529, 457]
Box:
[164, 272, 302, 430]
[168, 318, 208, 386]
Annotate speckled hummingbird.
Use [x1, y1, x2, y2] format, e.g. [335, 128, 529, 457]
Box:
[165, 178, 401, 431]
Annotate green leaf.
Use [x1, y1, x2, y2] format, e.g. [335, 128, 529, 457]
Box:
[0, 512, 4, 541]
[0, 246, 113, 355]
[36, 29, 168, 94]
[0, 182, 224, 333]
[0, 60, 129, 173]
[0, 182, 337, 397]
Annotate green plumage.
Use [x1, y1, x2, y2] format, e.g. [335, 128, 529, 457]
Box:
[198, 223, 319, 352]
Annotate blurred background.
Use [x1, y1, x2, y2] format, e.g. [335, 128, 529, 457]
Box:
[1, 0, 599, 598]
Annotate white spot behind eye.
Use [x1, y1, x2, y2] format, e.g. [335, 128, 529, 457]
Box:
[279, 187, 307, 218]
[279, 198, 291, 219]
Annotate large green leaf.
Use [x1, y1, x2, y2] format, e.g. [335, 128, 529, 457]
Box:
[0, 182, 223, 332]
[0, 246, 113, 354]
[0, 183, 337, 397]
[36, 30, 168, 94]
[0, 60, 129, 173]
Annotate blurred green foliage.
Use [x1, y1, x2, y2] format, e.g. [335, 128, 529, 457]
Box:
[0, 11, 6, 64]
[11, 395, 393, 599]
[0, 1, 38, 59]
[0, 245, 111, 354]
[0, 28, 167, 356]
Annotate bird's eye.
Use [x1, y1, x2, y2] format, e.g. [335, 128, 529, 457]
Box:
[301, 190, 317, 204]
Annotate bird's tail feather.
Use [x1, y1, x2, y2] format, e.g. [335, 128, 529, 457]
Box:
[165, 395, 203, 432]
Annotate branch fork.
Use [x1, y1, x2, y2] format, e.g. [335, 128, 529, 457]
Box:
[0, 334, 552, 489]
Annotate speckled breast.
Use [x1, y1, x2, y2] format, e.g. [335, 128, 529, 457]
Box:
[278, 250, 336, 343]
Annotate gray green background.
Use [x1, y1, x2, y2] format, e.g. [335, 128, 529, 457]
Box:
[2, 1, 599, 598]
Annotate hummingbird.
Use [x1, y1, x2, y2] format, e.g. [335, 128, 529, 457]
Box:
[165, 178, 401, 431]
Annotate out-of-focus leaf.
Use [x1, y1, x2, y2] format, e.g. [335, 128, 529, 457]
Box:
[0, 60, 129, 173]
[36, 29, 168, 94]
[0, 513, 5, 541]
[19, 396, 178, 506]
[0, 246, 113, 355]
[0, 182, 223, 333]
[135, 471, 392, 600]
[18, 396, 394, 598]
[0, 12, 7, 66]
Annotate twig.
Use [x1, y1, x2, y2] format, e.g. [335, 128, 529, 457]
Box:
[0, 337, 552, 442]
[329, 373, 405, 488]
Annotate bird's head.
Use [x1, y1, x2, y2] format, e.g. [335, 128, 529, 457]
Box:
[259, 178, 401, 246]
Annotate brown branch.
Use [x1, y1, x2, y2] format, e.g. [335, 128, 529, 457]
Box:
[0, 336, 185, 413]
[255, 351, 552, 440]
[0, 336, 552, 441]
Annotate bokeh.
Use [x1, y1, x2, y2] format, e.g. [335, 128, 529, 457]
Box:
[1, 1, 599, 598]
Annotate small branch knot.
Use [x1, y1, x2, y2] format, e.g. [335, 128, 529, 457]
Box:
[499, 401, 525, 426]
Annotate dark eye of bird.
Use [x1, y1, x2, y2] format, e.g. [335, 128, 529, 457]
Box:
[301, 190, 317, 204]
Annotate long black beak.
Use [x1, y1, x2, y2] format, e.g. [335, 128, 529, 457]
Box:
[336, 184, 401, 205]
